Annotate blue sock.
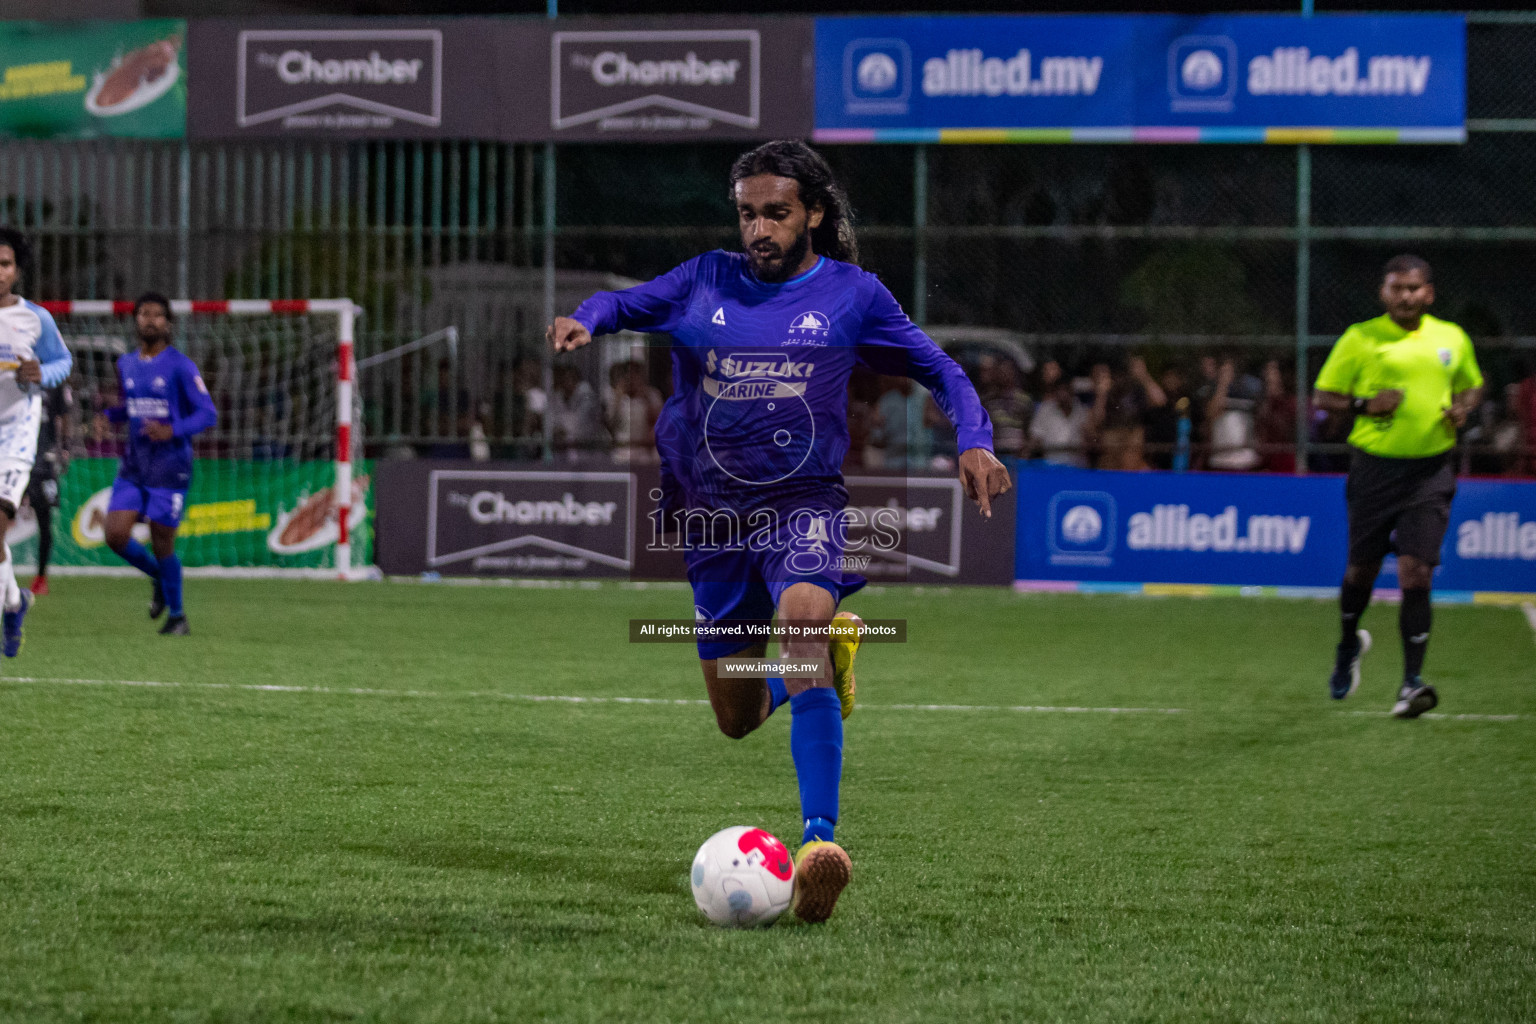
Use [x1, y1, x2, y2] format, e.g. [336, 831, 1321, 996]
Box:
[766, 675, 789, 715]
[160, 554, 184, 617]
[790, 687, 842, 845]
[804, 816, 836, 843]
[118, 540, 160, 580]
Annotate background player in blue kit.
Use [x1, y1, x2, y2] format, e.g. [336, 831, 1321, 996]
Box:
[102, 293, 217, 635]
[0, 227, 72, 656]
[548, 140, 1011, 922]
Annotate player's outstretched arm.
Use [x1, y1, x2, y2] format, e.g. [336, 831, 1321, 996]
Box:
[853, 285, 996, 457]
[174, 361, 218, 438]
[958, 447, 1012, 519]
[552, 257, 701, 353]
[34, 306, 72, 387]
[547, 317, 593, 353]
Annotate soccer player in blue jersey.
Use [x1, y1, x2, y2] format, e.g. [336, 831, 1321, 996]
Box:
[102, 293, 217, 635]
[0, 228, 73, 656]
[548, 140, 1010, 922]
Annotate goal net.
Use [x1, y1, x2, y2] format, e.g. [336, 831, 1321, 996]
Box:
[10, 299, 367, 579]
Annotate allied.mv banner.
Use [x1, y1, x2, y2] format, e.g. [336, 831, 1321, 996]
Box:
[1015, 464, 1536, 599]
[815, 14, 1464, 143]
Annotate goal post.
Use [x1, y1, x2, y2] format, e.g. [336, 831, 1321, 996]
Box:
[30, 298, 367, 580]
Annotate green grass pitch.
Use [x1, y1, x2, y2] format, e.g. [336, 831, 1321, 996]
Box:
[2, 577, 1533, 1022]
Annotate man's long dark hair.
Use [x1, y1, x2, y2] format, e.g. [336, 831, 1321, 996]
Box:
[729, 140, 859, 266]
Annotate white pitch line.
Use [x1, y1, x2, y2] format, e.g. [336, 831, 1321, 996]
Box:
[0, 675, 1184, 715]
[7, 677, 1524, 720]
[0, 676, 712, 706]
[880, 702, 1185, 715]
[1339, 710, 1523, 722]
[1522, 602, 1536, 640]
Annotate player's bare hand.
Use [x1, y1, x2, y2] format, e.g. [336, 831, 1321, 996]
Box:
[1442, 403, 1469, 429]
[547, 317, 592, 353]
[958, 447, 1011, 519]
[15, 358, 41, 385]
[1366, 388, 1404, 416]
[142, 421, 174, 442]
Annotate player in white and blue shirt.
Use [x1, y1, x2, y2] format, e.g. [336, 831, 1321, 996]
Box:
[0, 227, 73, 656]
[102, 292, 217, 635]
[548, 141, 1011, 922]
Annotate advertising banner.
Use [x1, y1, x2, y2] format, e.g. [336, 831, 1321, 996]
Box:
[0, 20, 186, 139]
[500, 16, 814, 142]
[1441, 479, 1536, 595]
[187, 18, 500, 139]
[375, 461, 1014, 584]
[815, 14, 1464, 143]
[376, 461, 635, 578]
[843, 474, 1015, 585]
[6, 458, 373, 570]
[1015, 464, 1536, 599]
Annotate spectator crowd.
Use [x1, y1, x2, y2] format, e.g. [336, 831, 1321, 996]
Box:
[831, 351, 1311, 474]
[332, 347, 1536, 478]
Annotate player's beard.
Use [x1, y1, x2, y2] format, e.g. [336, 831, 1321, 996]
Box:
[747, 228, 811, 284]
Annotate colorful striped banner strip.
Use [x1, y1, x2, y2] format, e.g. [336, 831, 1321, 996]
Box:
[1012, 580, 1536, 605]
[813, 127, 1466, 145]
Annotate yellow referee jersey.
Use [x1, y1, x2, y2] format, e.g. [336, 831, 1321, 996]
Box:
[1315, 313, 1484, 458]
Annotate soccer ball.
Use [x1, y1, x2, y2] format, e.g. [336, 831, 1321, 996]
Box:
[690, 826, 795, 928]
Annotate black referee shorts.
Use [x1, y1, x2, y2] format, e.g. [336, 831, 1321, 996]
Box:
[1345, 448, 1456, 568]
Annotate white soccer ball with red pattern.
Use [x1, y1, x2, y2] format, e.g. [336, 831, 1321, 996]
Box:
[690, 826, 795, 928]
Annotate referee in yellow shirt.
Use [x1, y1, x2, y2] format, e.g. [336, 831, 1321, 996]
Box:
[1313, 255, 1484, 718]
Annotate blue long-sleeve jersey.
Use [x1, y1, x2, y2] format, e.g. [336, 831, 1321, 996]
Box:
[573, 251, 992, 513]
[107, 346, 217, 489]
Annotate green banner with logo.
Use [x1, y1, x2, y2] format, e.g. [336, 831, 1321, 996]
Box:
[0, 20, 186, 139]
[7, 459, 373, 570]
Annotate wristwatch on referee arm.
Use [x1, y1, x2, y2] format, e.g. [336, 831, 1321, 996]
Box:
[1352, 394, 1388, 419]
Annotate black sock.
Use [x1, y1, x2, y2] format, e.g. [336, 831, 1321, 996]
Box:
[1400, 587, 1432, 681]
[1340, 581, 1372, 645]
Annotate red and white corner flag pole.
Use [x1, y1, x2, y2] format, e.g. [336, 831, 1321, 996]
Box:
[334, 303, 357, 580]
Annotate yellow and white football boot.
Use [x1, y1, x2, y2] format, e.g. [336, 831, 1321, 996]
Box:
[828, 610, 862, 720]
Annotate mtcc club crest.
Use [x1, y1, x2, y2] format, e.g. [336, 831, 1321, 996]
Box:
[787, 310, 831, 345]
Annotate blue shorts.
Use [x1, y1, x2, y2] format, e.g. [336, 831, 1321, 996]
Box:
[108, 478, 188, 529]
[686, 509, 866, 660]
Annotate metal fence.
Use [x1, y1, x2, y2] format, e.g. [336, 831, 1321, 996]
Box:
[1, 12, 1533, 474]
